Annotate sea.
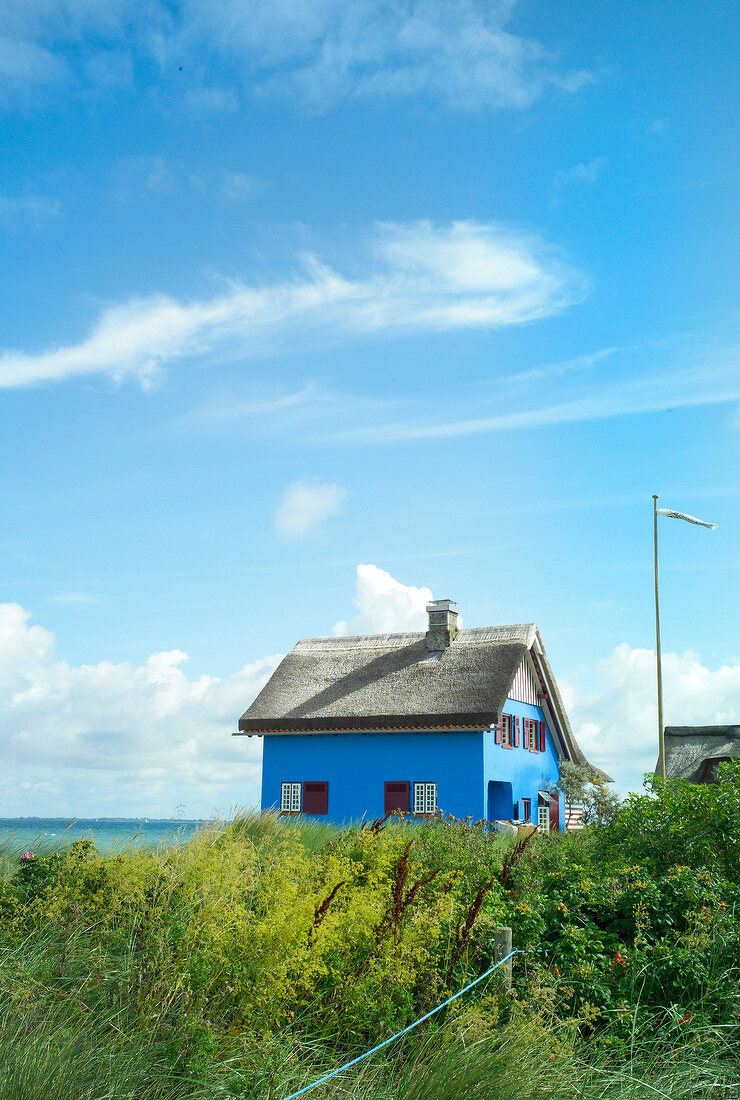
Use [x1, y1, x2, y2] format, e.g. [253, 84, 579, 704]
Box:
[0, 817, 208, 855]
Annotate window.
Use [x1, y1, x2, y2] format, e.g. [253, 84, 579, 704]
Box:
[280, 782, 301, 815]
[525, 717, 543, 752]
[538, 805, 550, 832]
[302, 781, 329, 815]
[520, 797, 531, 822]
[384, 781, 410, 815]
[496, 715, 518, 748]
[413, 781, 437, 815]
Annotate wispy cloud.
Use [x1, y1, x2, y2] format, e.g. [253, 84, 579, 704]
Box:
[323, 344, 740, 444]
[275, 480, 347, 538]
[180, 381, 401, 434]
[0, 193, 62, 227]
[0, 34, 69, 99]
[0, 1, 594, 115]
[503, 346, 619, 385]
[46, 591, 101, 606]
[112, 158, 262, 205]
[552, 156, 608, 199]
[189, 167, 263, 202]
[0, 220, 585, 389]
[212, 0, 595, 112]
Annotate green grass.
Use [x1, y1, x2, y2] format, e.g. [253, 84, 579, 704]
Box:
[1, 810, 738, 1100]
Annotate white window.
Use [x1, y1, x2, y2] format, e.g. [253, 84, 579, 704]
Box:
[538, 805, 550, 833]
[501, 715, 513, 747]
[280, 781, 301, 814]
[413, 781, 437, 815]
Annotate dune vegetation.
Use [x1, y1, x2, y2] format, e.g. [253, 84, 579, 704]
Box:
[1, 765, 740, 1099]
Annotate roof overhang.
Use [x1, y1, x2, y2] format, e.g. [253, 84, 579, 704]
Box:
[236, 711, 496, 735]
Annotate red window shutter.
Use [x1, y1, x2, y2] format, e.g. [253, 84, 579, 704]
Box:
[513, 717, 520, 748]
[302, 781, 328, 815]
[522, 718, 529, 750]
[384, 781, 410, 815]
[539, 721, 546, 752]
[494, 721, 503, 745]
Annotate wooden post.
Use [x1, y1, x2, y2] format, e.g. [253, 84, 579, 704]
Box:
[493, 926, 513, 992]
[653, 495, 666, 780]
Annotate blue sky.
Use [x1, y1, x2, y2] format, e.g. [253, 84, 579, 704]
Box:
[1, 0, 738, 817]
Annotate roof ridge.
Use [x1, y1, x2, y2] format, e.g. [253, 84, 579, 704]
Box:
[666, 725, 740, 737]
[295, 623, 537, 650]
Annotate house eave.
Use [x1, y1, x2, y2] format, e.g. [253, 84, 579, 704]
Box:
[237, 711, 496, 735]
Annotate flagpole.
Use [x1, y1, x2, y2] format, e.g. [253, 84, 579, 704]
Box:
[653, 495, 665, 780]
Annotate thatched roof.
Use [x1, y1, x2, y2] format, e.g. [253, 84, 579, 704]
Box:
[237, 622, 609, 780]
[663, 725, 740, 780]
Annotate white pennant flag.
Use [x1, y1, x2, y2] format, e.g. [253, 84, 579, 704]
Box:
[657, 508, 717, 529]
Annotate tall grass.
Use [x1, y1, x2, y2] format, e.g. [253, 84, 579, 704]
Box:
[212, 1011, 740, 1100]
[227, 808, 339, 853]
[0, 922, 204, 1100]
[1, 812, 738, 1100]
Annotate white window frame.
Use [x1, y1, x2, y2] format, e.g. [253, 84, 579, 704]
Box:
[501, 714, 513, 747]
[280, 781, 302, 815]
[538, 804, 550, 833]
[413, 781, 437, 816]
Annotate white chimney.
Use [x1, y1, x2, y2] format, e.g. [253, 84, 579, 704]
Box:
[425, 598, 459, 651]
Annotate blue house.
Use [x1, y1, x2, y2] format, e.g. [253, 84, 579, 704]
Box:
[235, 599, 607, 830]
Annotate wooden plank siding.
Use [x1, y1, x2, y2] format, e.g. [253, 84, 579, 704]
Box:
[508, 657, 540, 706]
[563, 802, 585, 830]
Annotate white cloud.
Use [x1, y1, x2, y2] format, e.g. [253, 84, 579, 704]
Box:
[274, 480, 346, 537]
[333, 564, 434, 636]
[566, 643, 740, 796]
[0, 220, 584, 389]
[0, 602, 280, 817]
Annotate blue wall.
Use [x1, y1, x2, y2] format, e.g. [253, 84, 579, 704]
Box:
[261, 709, 565, 828]
[262, 730, 483, 823]
[483, 700, 564, 826]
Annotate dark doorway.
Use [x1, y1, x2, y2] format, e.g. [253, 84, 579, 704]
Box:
[487, 780, 513, 821]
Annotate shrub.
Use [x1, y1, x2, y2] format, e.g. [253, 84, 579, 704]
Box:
[602, 760, 740, 879]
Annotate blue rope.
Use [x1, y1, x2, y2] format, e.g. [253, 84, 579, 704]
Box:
[280, 948, 525, 1100]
